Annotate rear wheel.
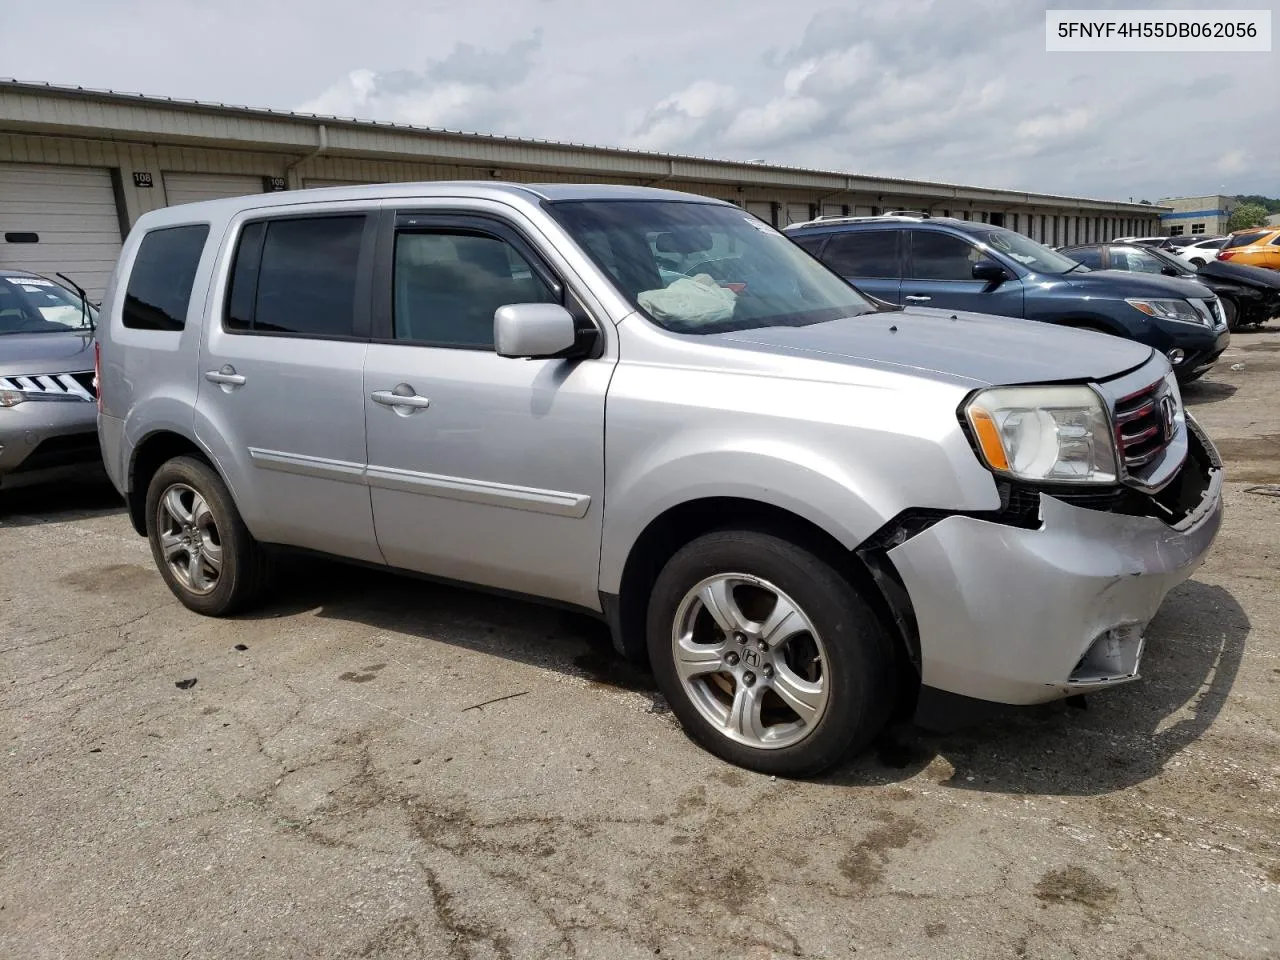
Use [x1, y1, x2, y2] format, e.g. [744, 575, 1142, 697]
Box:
[647, 530, 895, 776]
[145, 456, 268, 616]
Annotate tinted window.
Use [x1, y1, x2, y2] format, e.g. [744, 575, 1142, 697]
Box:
[1110, 246, 1167, 274]
[790, 234, 826, 256]
[123, 224, 209, 331]
[225, 216, 364, 336]
[823, 231, 900, 278]
[1067, 247, 1104, 270]
[393, 231, 558, 348]
[1226, 231, 1267, 249]
[909, 231, 981, 281]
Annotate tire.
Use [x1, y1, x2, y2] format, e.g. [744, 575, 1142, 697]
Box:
[647, 530, 895, 776]
[1221, 296, 1239, 332]
[1190, 257, 1207, 266]
[145, 455, 268, 616]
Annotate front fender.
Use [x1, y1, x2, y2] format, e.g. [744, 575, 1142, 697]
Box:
[598, 430, 1000, 596]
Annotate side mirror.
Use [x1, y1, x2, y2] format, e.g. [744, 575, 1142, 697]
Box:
[494, 303, 578, 359]
[972, 260, 1010, 285]
[1161, 266, 1179, 276]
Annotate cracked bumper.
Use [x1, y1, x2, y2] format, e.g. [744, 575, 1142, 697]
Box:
[887, 438, 1224, 705]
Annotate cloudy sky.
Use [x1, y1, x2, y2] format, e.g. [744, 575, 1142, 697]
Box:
[3, 0, 1276, 201]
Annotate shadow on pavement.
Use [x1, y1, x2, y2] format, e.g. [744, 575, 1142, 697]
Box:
[239, 553, 663, 702]
[0, 474, 124, 526]
[1182, 380, 1237, 405]
[823, 578, 1248, 796]
[240, 552, 1247, 796]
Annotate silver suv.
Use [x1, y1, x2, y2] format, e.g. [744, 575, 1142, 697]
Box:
[96, 184, 1223, 775]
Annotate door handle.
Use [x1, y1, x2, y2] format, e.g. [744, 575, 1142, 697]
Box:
[371, 384, 431, 414]
[904, 295, 932, 303]
[204, 365, 246, 389]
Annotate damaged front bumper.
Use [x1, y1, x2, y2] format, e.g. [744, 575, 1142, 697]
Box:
[887, 420, 1223, 705]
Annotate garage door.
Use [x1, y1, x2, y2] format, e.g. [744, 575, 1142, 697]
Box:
[163, 173, 265, 206]
[0, 163, 124, 302]
[784, 203, 813, 226]
[743, 202, 773, 225]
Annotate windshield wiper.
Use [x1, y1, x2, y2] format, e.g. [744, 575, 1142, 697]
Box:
[56, 273, 94, 332]
[1064, 262, 1088, 274]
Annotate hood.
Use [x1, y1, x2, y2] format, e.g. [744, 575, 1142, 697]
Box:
[1054, 269, 1212, 300]
[711, 308, 1153, 387]
[0, 330, 96, 377]
[1196, 259, 1280, 290]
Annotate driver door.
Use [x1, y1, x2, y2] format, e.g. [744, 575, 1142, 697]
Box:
[900, 229, 1024, 317]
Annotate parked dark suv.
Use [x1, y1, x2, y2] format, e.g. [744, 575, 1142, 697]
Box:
[785, 215, 1230, 382]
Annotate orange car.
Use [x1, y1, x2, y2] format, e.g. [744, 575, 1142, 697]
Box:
[1217, 227, 1280, 270]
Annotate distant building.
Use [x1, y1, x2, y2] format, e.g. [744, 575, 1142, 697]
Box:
[1157, 195, 1236, 237]
[0, 80, 1167, 300]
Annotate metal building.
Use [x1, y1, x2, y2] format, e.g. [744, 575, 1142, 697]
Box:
[0, 80, 1166, 299]
[1157, 195, 1238, 237]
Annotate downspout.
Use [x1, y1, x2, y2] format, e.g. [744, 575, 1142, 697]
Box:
[644, 158, 677, 187]
[285, 123, 328, 188]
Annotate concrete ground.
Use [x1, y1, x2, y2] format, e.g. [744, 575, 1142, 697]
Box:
[2, 327, 1278, 960]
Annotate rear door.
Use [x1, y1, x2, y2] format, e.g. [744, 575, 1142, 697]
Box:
[819, 229, 902, 304]
[195, 207, 382, 563]
[901, 229, 1024, 317]
[362, 209, 612, 609]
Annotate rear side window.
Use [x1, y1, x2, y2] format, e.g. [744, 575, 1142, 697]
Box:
[823, 231, 900, 278]
[225, 215, 365, 336]
[1225, 231, 1267, 249]
[122, 224, 210, 330]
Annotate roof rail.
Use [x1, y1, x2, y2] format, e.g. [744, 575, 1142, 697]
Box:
[782, 211, 933, 231]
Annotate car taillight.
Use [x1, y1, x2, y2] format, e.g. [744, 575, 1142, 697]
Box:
[1217, 251, 1235, 260]
[94, 340, 102, 412]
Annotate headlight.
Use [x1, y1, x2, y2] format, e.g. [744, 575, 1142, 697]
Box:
[0, 388, 26, 407]
[1126, 298, 1205, 325]
[964, 385, 1117, 484]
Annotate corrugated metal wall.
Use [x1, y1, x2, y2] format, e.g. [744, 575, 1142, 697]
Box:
[0, 131, 1165, 241]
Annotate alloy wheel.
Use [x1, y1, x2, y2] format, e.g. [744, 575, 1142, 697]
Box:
[670, 573, 830, 750]
[156, 483, 223, 595]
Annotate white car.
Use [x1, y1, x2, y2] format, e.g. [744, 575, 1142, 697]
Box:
[1174, 237, 1228, 266]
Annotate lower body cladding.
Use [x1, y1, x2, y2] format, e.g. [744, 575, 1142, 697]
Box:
[0, 400, 101, 489]
[887, 430, 1223, 706]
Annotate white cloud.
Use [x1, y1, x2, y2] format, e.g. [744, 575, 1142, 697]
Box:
[1215, 149, 1248, 175]
[8, 0, 1274, 200]
[627, 81, 737, 151]
[723, 96, 827, 147]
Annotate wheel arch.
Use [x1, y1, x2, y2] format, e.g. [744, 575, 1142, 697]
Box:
[601, 495, 922, 710]
[125, 429, 220, 536]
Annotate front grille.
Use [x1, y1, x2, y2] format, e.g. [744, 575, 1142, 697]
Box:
[0, 370, 96, 401]
[1113, 380, 1170, 470]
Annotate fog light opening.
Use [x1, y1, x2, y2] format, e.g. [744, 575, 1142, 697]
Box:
[1069, 624, 1145, 686]
[1167, 348, 1186, 365]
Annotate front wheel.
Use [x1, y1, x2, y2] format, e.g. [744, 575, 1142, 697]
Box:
[647, 530, 896, 776]
[1221, 296, 1239, 331]
[145, 455, 268, 616]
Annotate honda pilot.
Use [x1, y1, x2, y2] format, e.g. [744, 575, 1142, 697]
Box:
[96, 184, 1223, 775]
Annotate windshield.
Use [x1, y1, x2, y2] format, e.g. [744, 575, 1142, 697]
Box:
[968, 226, 1082, 275]
[547, 200, 875, 333]
[0, 276, 96, 335]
